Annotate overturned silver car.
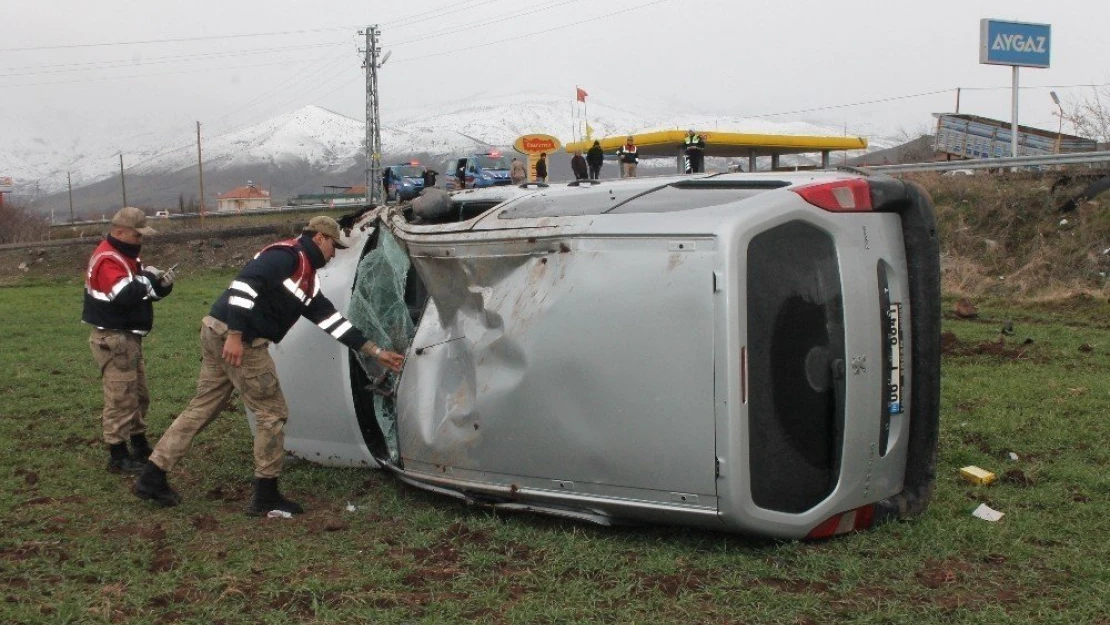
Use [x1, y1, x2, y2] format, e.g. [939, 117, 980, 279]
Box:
[269, 172, 940, 539]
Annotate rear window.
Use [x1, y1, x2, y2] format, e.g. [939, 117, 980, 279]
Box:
[746, 220, 845, 513]
[498, 179, 787, 219]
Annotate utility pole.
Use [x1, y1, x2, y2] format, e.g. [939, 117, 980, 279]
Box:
[197, 121, 206, 224]
[119, 153, 128, 206]
[362, 25, 385, 206]
[67, 172, 75, 224]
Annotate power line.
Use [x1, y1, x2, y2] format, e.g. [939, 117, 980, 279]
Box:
[393, 0, 672, 63]
[746, 89, 955, 119]
[0, 54, 341, 89]
[0, 26, 359, 53]
[391, 0, 584, 47]
[954, 82, 1110, 93]
[0, 41, 347, 77]
[384, 0, 503, 29]
[0, 0, 497, 54]
[208, 52, 356, 130]
[222, 58, 359, 128]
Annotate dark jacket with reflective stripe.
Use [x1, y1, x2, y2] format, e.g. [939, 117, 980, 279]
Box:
[82, 237, 173, 335]
[209, 235, 369, 350]
[683, 133, 705, 153]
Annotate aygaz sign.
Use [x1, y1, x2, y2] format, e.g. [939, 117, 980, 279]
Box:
[980, 19, 1051, 68]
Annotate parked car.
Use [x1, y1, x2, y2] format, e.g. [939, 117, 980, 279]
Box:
[154, 210, 171, 218]
[443, 152, 514, 190]
[385, 163, 427, 201]
[267, 172, 940, 540]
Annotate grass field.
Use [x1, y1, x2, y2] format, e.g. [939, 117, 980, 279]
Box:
[1, 272, 1108, 624]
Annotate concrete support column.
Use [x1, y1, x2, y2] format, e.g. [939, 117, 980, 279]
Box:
[748, 149, 757, 173]
[821, 150, 830, 170]
[771, 154, 780, 171]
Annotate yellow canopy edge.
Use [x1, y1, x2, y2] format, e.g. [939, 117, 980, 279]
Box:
[565, 130, 867, 158]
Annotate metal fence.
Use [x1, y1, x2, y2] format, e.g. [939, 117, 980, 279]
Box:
[858, 150, 1110, 175]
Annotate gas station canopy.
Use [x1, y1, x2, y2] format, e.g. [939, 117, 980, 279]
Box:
[565, 130, 867, 158]
[566, 130, 867, 172]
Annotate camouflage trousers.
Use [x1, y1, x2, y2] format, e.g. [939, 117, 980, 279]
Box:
[148, 317, 290, 479]
[89, 328, 149, 445]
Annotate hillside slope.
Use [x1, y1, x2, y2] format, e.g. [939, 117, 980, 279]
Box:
[917, 170, 1110, 297]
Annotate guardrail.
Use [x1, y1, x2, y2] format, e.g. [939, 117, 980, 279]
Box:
[55, 203, 339, 228]
[857, 150, 1110, 175]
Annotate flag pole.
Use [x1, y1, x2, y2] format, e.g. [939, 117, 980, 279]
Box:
[571, 101, 576, 143]
[584, 97, 588, 141]
[575, 86, 582, 142]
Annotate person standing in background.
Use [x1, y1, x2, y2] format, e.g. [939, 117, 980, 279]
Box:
[455, 161, 467, 190]
[510, 157, 527, 185]
[382, 167, 392, 202]
[586, 140, 604, 180]
[422, 168, 438, 190]
[535, 153, 548, 183]
[683, 130, 706, 173]
[570, 150, 588, 181]
[616, 136, 639, 178]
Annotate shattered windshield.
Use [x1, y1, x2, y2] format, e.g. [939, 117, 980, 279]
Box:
[347, 226, 416, 462]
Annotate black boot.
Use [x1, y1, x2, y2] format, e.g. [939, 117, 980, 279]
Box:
[129, 433, 153, 461]
[247, 477, 304, 516]
[132, 462, 182, 507]
[108, 442, 145, 474]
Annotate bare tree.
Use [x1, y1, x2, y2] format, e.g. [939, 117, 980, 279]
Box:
[1062, 85, 1110, 144]
[0, 201, 51, 244]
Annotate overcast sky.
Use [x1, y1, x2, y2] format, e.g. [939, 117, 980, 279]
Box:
[2, 0, 1107, 147]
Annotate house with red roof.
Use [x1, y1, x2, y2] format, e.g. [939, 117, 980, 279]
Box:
[216, 181, 271, 212]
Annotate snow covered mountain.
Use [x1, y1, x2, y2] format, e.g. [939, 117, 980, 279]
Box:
[129, 105, 366, 176]
[8, 92, 895, 213]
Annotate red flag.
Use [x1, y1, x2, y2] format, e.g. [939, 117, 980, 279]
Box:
[576, 87, 588, 103]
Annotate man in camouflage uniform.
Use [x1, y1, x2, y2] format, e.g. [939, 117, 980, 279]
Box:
[133, 216, 404, 516]
[83, 207, 176, 474]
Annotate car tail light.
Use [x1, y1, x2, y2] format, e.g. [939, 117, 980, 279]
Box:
[805, 504, 875, 539]
[792, 179, 873, 212]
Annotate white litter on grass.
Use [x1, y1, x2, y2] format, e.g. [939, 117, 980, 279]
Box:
[972, 503, 1004, 522]
[1059, 218, 1069, 226]
[345, 502, 357, 513]
[1008, 452, 1020, 461]
[267, 510, 293, 519]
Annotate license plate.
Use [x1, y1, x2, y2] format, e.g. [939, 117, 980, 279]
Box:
[887, 303, 905, 414]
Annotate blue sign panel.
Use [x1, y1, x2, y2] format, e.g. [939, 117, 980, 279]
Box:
[980, 19, 1051, 68]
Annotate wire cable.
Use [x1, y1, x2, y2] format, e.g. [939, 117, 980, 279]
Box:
[0, 26, 359, 53]
[0, 54, 341, 89]
[0, 42, 347, 77]
[390, 0, 583, 47]
[392, 0, 671, 63]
